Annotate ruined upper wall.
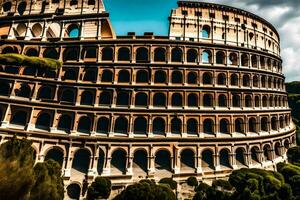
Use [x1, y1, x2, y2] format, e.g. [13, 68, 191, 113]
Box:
[169, 1, 280, 57]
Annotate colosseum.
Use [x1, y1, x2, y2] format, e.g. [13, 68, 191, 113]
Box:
[0, 0, 296, 198]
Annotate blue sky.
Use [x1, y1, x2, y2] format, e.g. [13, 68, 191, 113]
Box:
[103, 0, 176, 35]
[103, 0, 300, 82]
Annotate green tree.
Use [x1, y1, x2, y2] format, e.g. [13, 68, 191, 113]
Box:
[87, 177, 112, 200]
[159, 178, 177, 190]
[29, 159, 64, 200]
[187, 176, 198, 187]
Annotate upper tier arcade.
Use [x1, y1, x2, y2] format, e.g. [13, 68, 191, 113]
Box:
[169, 1, 280, 57]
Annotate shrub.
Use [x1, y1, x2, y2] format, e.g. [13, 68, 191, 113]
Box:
[0, 53, 62, 70]
[212, 179, 232, 191]
[194, 182, 210, 193]
[114, 179, 176, 200]
[187, 176, 198, 187]
[87, 177, 112, 200]
[159, 178, 177, 190]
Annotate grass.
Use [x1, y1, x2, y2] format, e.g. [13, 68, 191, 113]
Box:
[0, 54, 62, 70]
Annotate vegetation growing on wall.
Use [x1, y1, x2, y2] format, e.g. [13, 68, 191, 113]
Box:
[0, 53, 62, 70]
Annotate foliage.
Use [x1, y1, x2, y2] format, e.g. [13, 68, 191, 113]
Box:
[0, 137, 64, 200]
[159, 177, 177, 190]
[287, 146, 300, 164]
[0, 53, 62, 70]
[113, 179, 176, 200]
[29, 159, 64, 200]
[87, 177, 112, 200]
[187, 176, 198, 187]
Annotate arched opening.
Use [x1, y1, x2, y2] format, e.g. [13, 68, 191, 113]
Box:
[2, 2, 12, 12]
[228, 53, 238, 65]
[45, 148, 64, 167]
[201, 149, 214, 170]
[16, 84, 31, 98]
[118, 47, 130, 61]
[253, 76, 259, 87]
[187, 119, 198, 135]
[2, 46, 17, 54]
[102, 47, 113, 61]
[114, 117, 128, 134]
[80, 91, 94, 105]
[153, 93, 166, 107]
[84, 47, 97, 60]
[63, 47, 79, 62]
[203, 94, 213, 107]
[187, 72, 197, 84]
[171, 47, 183, 62]
[188, 93, 198, 107]
[153, 117, 165, 135]
[18, 1, 27, 15]
[263, 145, 272, 161]
[241, 53, 249, 66]
[72, 149, 90, 176]
[32, 23, 43, 37]
[25, 48, 38, 57]
[67, 24, 80, 38]
[99, 91, 112, 105]
[250, 147, 260, 164]
[133, 150, 148, 176]
[251, 55, 258, 68]
[23, 66, 36, 76]
[0, 81, 10, 96]
[249, 118, 257, 133]
[154, 70, 167, 83]
[232, 95, 240, 107]
[218, 95, 227, 107]
[118, 70, 130, 83]
[96, 117, 110, 134]
[155, 150, 172, 174]
[36, 112, 51, 130]
[111, 149, 127, 175]
[46, 23, 61, 38]
[60, 89, 75, 103]
[243, 75, 251, 87]
[134, 117, 147, 135]
[220, 149, 231, 168]
[220, 119, 229, 134]
[57, 114, 72, 132]
[202, 50, 211, 63]
[235, 118, 244, 133]
[202, 25, 210, 38]
[5, 66, 19, 74]
[217, 73, 226, 85]
[10, 111, 27, 126]
[136, 70, 149, 83]
[171, 93, 182, 107]
[235, 148, 246, 166]
[97, 149, 105, 175]
[271, 117, 277, 131]
[262, 96, 268, 107]
[136, 47, 149, 63]
[116, 91, 130, 106]
[187, 49, 198, 63]
[83, 69, 97, 82]
[216, 51, 225, 64]
[154, 48, 166, 62]
[255, 96, 260, 107]
[171, 71, 183, 84]
[203, 72, 212, 84]
[261, 117, 269, 132]
[43, 48, 59, 59]
[230, 74, 238, 86]
[203, 119, 214, 134]
[77, 116, 91, 133]
[245, 95, 252, 107]
[101, 70, 113, 82]
[180, 149, 195, 172]
[135, 93, 148, 107]
[171, 118, 181, 134]
[274, 143, 281, 157]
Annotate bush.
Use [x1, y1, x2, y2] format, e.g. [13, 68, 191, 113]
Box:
[114, 179, 176, 200]
[159, 178, 177, 190]
[0, 53, 62, 70]
[212, 179, 232, 191]
[87, 177, 112, 200]
[187, 176, 198, 187]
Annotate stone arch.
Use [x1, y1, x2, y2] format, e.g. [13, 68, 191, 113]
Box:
[114, 116, 128, 134]
[154, 70, 167, 83]
[219, 148, 231, 168]
[133, 149, 148, 177]
[202, 25, 210, 38]
[171, 70, 183, 84]
[80, 90, 94, 106]
[96, 117, 110, 134]
[35, 112, 52, 130]
[203, 94, 213, 107]
[10, 110, 28, 126]
[235, 118, 244, 133]
[154, 47, 166, 62]
[203, 119, 214, 134]
[203, 72, 212, 84]
[44, 147, 64, 167]
[16, 83, 31, 98]
[101, 47, 113, 61]
[248, 117, 257, 133]
[232, 95, 241, 107]
[155, 149, 172, 175]
[135, 92, 148, 107]
[220, 119, 230, 134]
[171, 93, 182, 107]
[153, 117, 165, 135]
[187, 118, 198, 134]
[230, 74, 239, 86]
[83, 68, 97, 82]
[243, 74, 251, 87]
[25, 48, 38, 57]
[32, 23, 43, 37]
[99, 90, 112, 105]
[101, 70, 113, 82]
[136, 47, 149, 62]
[261, 117, 269, 132]
[187, 49, 198, 63]
[118, 70, 130, 83]
[1, 46, 19, 54]
[43, 48, 59, 59]
[171, 117, 182, 134]
[187, 72, 198, 84]
[136, 70, 149, 83]
[77, 116, 92, 134]
[57, 114, 73, 132]
[71, 149, 91, 177]
[250, 146, 260, 164]
[274, 142, 282, 157]
[116, 91, 130, 106]
[180, 148, 195, 172]
[245, 95, 252, 107]
[60, 89, 75, 103]
[217, 73, 226, 85]
[97, 148, 105, 175]
[63, 47, 79, 62]
[0, 81, 11, 96]
[118, 47, 130, 61]
[111, 149, 127, 175]
[263, 144, 272, 161]
[235, 147, 246, 166]
[241, 53, 249, 66]
[271, 117, 278, 131]
[16, 23, 27, 37]
[171, 47, 183, 62]
[216, 51, 225, 64]
[188, 93, 198, 107]
[218, 94, 227, 107]
[153, 93, 166, 107]
[202, 50, 212, 63]
[46, 23, 61, 38]
[66, 23, 80, 38]
[134, 117, 147, 135]
[201, 149, 214, 170]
